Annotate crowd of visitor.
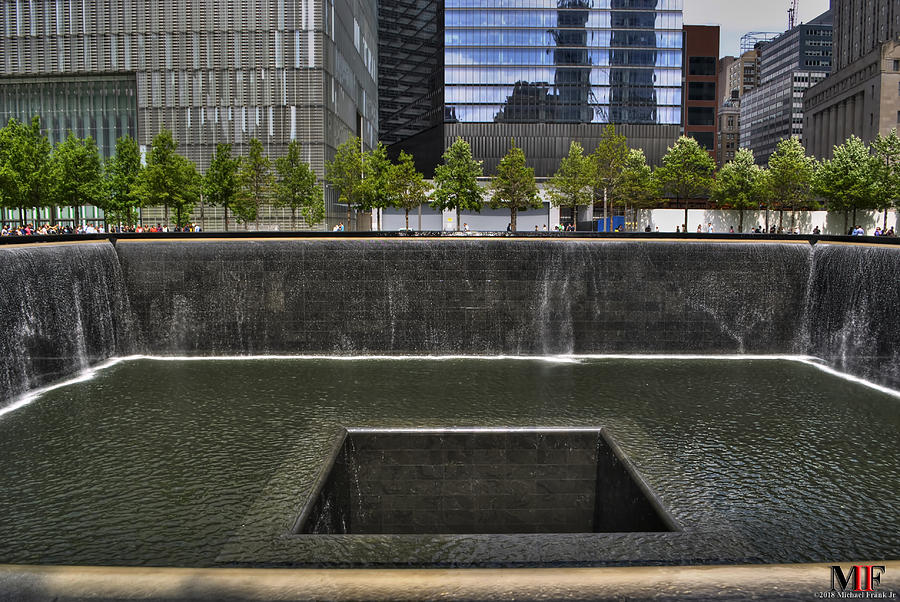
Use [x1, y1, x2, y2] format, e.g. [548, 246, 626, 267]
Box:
[1, 221, 896, 237]
[1, 223, 203, 236]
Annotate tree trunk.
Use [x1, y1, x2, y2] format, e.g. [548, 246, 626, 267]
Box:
[456, 206, 460, 232]
[765, 207, 769, 232]
[738, 209, 744, 233]
[778, 210, 783, 231]
[224, 205, 230, 232]
[347, 202, 351, 232]
[405, 208, 410, 230]
[681, 198, 687, 233]
[291, 207, 297, 230]
[852, 207, 857, 230]
[73, 205, 81, 227]
[843, 211, 848, 234]
[885, 209, 889, 230]
[255, 199, 260, 232]
[164, 203, 169, 226]
[510, 208, 517, 232]
[602, 187, 608, 232]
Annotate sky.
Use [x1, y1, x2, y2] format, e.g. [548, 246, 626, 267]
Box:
[682, 0, 831, 57]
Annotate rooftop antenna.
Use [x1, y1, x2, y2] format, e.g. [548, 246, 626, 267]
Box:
[788, 0, 799, 29]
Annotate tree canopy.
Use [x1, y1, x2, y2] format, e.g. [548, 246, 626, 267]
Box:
[547, 141, 592, 230]
[711, 148, 767, 233]
[589, 124, 628, 231]
[387, 151, 432, 230]
[654, 136, 715, 231]
[204, 143, 242, 231]
[136, 129, 198, 226]
[432, 137, 484, 231]
[274, 140, 324, 230]
[102, 135, 142, 226]
[489, 140, 540, 231]
[814, 136, 877, 232]
[51, 132, 103, 225]
[768, 137, 816, 229]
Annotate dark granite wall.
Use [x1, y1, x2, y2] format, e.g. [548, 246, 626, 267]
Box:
[1, 238, 898, 410]
[0, 242, 135, 403]
[113, 239, 813, 357]
[298, 430, 671, 535]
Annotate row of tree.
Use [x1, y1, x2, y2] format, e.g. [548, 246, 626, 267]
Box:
[326, 125, 900, 233]
[0, 117, 325, 229]
[2, 115, 898, 232]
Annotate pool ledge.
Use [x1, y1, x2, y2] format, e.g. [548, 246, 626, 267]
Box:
[0, 562, 896, 601]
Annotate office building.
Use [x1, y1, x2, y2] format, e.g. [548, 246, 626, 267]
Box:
[718, 99, 740, 166]
[683, 25, 720, 157]
[381, 0, 685, 177]
[804, 0, 900, 158]
[740, 11, 833, 163]
[0, 0, 379, 229]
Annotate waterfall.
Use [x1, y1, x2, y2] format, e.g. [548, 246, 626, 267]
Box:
[0, 242, 136, 407]
[1, 237, 897, 409]
[805, 243, 900, 390]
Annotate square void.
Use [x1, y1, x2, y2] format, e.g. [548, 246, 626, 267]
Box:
[294, 429, 677, 535]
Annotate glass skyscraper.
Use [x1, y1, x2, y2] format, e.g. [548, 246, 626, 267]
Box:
[381, 0, 683, 177]
[443, 0, 682, 126]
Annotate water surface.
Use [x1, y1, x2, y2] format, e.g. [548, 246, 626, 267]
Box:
[0, 358, 896, 567]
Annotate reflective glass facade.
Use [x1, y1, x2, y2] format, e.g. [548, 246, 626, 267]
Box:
[0, 75, 136, 158]
[444, 0, 683, 125]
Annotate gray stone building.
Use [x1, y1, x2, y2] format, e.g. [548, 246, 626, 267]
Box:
[804, 0, 900, 158]
[740, 11, 833, 164]
[0, 0, 378, 229]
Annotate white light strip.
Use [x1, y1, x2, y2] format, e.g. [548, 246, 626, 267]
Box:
[0, 357, 130, 419]
[2, 354, 897, 420]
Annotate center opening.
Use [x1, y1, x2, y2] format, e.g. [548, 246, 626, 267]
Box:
[294, 429, 677, 535]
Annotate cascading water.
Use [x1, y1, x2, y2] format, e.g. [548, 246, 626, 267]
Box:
[0, 242, 135, 405]
[1, 237, 898, 410]
[805, 243, 900, 389]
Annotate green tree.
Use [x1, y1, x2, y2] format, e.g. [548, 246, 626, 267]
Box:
[614, 149, 658, 231]
[102, 136, 142, 227]
[387, 151, 432, 230]
[814, 136, 877, 233]
[653, 136, 715, 232]
[767, 137, 816, 230]
[547, 141, 592, 231]
[870, 130, 900, 230]
[431, 137, 484, 231]
[490, 140, 540, 231]
[136, 129, 196, 227]
[359, 143, 392, 230]
[171, 156, 200, 227]
[711, 148, 767, 233]
[50, 132, 103, 227]
[238, 138, 273, 231]
[589, 124, 628, 232]
[0, 116, 52, 225]
[326, 137, 364, 230]
[274, 140, 324, 230]
[204, 143, 242, 231]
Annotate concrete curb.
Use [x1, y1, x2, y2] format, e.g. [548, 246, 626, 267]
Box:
[1, 562, 897, 601]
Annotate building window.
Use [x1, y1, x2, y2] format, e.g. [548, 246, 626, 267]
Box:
[894, 60, 900, 71]
[689, 131, 716, 150]
[687, 107, 715, 126]
[688, 57, 717, 76]
[688, 82, 716, 101]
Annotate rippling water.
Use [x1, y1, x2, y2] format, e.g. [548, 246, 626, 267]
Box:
[0, 358, 897, 567]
